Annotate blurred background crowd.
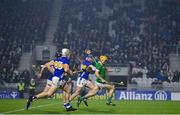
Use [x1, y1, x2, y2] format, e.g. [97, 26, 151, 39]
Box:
[0, 0, 179, 91]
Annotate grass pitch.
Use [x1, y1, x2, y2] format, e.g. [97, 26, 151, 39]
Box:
[0, 99, 180, 114]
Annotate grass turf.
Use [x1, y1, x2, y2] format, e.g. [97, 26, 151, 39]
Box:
[0, 99, 180, 114]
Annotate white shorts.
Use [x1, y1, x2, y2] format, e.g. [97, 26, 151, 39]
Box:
[52, 76, 66, 87]
[95, 81, 106, 88]
[47, 79, 52, 86]
[77, 77, 91, 87]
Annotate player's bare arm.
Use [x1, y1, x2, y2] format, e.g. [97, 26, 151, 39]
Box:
[44, 60, 54, 74]
[37, 61, 54, 78]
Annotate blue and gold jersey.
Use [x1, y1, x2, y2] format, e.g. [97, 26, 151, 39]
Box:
[79, 60, 93, 80]
[53, 56, 70, 80]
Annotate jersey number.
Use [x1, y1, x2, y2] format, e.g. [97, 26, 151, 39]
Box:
[54, 61, 63, 69]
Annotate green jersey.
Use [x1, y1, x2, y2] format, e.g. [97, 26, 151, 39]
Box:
[95, 61, 106, 83]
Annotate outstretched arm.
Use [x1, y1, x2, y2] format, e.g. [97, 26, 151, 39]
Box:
[38, 60, 54, 78]
[45, 60, 54, 73]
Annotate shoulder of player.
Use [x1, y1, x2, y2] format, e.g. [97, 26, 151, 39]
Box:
[45, 60, 53, 66]
[83, 60, 91, 65]
[96, 61, 103, 67]
[50, 60, 55, 63]
[57, 56, 69, 61]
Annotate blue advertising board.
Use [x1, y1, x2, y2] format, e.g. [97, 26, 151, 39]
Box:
[115, 90, 171, 100]
[0, 90, 19, 99]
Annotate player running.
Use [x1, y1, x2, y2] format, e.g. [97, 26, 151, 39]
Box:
[26, 48, 77, 111]
[37, 52, 73, 109]
[68, 54, 100, 107]
[37, 52, 61, 93]
[78, 53, 116, 106]
[94, 55, 116, 106]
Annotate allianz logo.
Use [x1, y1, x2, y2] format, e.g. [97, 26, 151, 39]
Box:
[119, 90, 168, 100]
[154, 90, 167, 100]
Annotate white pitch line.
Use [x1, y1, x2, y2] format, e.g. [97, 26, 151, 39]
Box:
[2, 102, 59, 114]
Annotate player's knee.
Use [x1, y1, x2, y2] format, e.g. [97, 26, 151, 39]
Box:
[108, 84, 115, 90]
[47, 91, 53, 97]
[112, 85, 115, 90]
[93, 85, 99, 91]
[66, 90, 71, 94]
[75, 90, 81, 95]
[43, 87, 50, 92]
[63, 87, 71, 94]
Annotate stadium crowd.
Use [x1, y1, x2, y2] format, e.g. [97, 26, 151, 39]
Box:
[54, 0, 180, 82]
[0, 0, 179, 85]
[0, 0, 52, 83]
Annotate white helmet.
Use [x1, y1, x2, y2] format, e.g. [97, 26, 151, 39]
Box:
[61, 48, 70, 57]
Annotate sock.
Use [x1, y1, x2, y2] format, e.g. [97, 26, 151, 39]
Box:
[81, 96, 87, 101]
[107, 96, 113, 103]
[84, 98, 87, 101]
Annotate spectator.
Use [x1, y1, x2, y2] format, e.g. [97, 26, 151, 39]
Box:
[0, 0, 52, 83]
[18, 80, 25, 98]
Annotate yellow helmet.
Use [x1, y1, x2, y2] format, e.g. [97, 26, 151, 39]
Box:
[99, 55, 108, 62]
